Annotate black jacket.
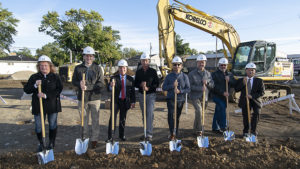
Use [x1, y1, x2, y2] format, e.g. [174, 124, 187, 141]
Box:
[110, 74, 136, 109]
[212, 69, 236, 101]
[24, 72, 63, 115]
[134, 67, 159, 94]
[72, 62, 105, 101]
[235, 77, 265, 108]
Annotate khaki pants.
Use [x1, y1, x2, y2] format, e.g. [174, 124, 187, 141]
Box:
[78, 100, 101, 141]
[191, 99, 203, 132]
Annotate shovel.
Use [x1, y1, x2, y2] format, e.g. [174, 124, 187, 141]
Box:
[75, 73, 89, 155]
[37, 84, 54, 164]
[169, 80, 182, 152]
[245, 78, 256, 142]
[140, 90, 152, 156]
[224, 80, 235, 141]
[197, 84, 209, 148]
[106, 79, 119, 155]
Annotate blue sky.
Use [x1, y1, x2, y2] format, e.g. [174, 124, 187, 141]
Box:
[2, 0, 300, 55]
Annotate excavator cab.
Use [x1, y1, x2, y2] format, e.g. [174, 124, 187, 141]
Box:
[232, 40, 276, 77]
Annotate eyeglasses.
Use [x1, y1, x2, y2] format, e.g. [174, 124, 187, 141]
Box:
[220, 64, 227, 67]
[173, 64, 181, 66]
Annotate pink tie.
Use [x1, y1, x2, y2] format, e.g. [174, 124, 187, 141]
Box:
[121, 76, 125, 99]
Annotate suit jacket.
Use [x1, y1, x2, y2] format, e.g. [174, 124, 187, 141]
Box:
[110, 74, 136, 109]
[235, 77, 265, 108]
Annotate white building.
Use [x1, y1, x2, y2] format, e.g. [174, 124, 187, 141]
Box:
[0, 55, 38, 75]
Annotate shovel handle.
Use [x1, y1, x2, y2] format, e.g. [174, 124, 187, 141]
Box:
[225, 80, 229, 128]
[174, 80, 177, 136]
[245, 78, 251, 126]
[202, 84, 205, 126]
[81, 74, 85, 127]
[112, 79, 115, 131]
[143, 90, 146, 137]
[38, 84, 46, 139]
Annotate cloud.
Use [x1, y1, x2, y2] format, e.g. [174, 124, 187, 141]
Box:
[222, 8, 253, 20]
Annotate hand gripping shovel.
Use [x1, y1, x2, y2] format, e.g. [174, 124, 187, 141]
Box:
[75, 73, 89, 155]
[106, 79, 119, 155]
[197, 85, 209, 148]
[140, 90, 152, 156]
[169, 80, 182, 152]
[37, 84, 54, 164]
[224, 80, 235, 141]
[245, 78, 256, 142]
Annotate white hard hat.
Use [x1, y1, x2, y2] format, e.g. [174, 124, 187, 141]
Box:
[140, 53, 150, 60]
[83, 46, 95, 55]
[172, 56, 183, 63]
[218, 58, 228, 65]
[38, 55, 52, 63]
[197, 54, 207, 61]
[118, 59, 128, 66]
[245, 62, 256, 69]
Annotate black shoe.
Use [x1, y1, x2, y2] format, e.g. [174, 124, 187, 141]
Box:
[91, 141, 98, 149]
[220, 128, 227, 133]
[243, 133, 249, 139]
[37, 144, 43, 152]
[105, 138, 112, 143]
[119, 136, 126, 141]
[47, 142, 54, 150]
[212, 129, 222, 134]
[146, 136, 153, 142]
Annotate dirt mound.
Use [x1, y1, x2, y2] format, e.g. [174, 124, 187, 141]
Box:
[1, 137, 299, 169]
[8, 71, 35, 80]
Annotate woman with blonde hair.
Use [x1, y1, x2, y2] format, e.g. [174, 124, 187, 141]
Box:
[24, 55, 63, 152]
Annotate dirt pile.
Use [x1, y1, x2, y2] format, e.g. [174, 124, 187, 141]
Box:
[1, 137, 299, 169]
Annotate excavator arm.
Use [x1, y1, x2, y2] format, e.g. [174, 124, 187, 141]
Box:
[157, 0, 240, 70]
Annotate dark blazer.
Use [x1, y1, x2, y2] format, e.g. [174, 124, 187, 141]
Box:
[24, 72, 63, 115]
[235, 77, 265, 108]
[110, 74, 136, 109]
[212, 69, 236, 101]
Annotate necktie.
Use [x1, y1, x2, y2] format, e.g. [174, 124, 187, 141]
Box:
[121, 76, 125, 99]
[247, 78, 252, 94]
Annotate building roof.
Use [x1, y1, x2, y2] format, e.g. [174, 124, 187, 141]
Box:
[287, 54, 300, 59]
[186, 52, 231, 60]
[0, 55, 37, 61]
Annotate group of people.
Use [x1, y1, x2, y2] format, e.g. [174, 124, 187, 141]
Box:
[24, 46, 265, 152]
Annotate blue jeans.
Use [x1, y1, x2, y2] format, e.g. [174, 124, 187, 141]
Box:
[34, 113, 58, 133]
[167, 99, 184, 136]
[139, 93, 156, 138]
[212, 97, 227, 130]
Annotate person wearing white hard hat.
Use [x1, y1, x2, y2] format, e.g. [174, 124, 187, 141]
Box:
[72, 46, 105, 148]
[107, 59, 136, 142]
[162, 56, 190, 140]
[188, 54, 214, 136]
[24, 55, 63, 152]
[211, 57, 236, 134]
[135, 53, 159, 141]
[235, 62, 265, 138]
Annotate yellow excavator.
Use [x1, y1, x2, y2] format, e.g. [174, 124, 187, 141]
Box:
[157, 0, 293, 101]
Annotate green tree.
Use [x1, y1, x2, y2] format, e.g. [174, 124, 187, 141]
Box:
[39, 9, 121, 63]
[13, 47, 33, 59]
[121, 47, 143, 59]
[175, 34, 191, 56]
[36, 42, 68, 66]
[0, 3, 19, 52]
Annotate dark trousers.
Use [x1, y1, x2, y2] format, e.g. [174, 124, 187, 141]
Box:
[241, 104, 260, 134]
[167, 99, 184, 136]
[108, 99, 128, 139]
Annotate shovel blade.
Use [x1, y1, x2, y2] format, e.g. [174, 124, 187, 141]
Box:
[75, 138, 89, 155]
[106, 142, 119, 155]
[197, 136, 209, 148]
[245, 134, 257, 142]
[37, 149, 54, 164]
[169, 140, 182, 152]
[224, 130, 235, 141]
[139, 141, 152, 156]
